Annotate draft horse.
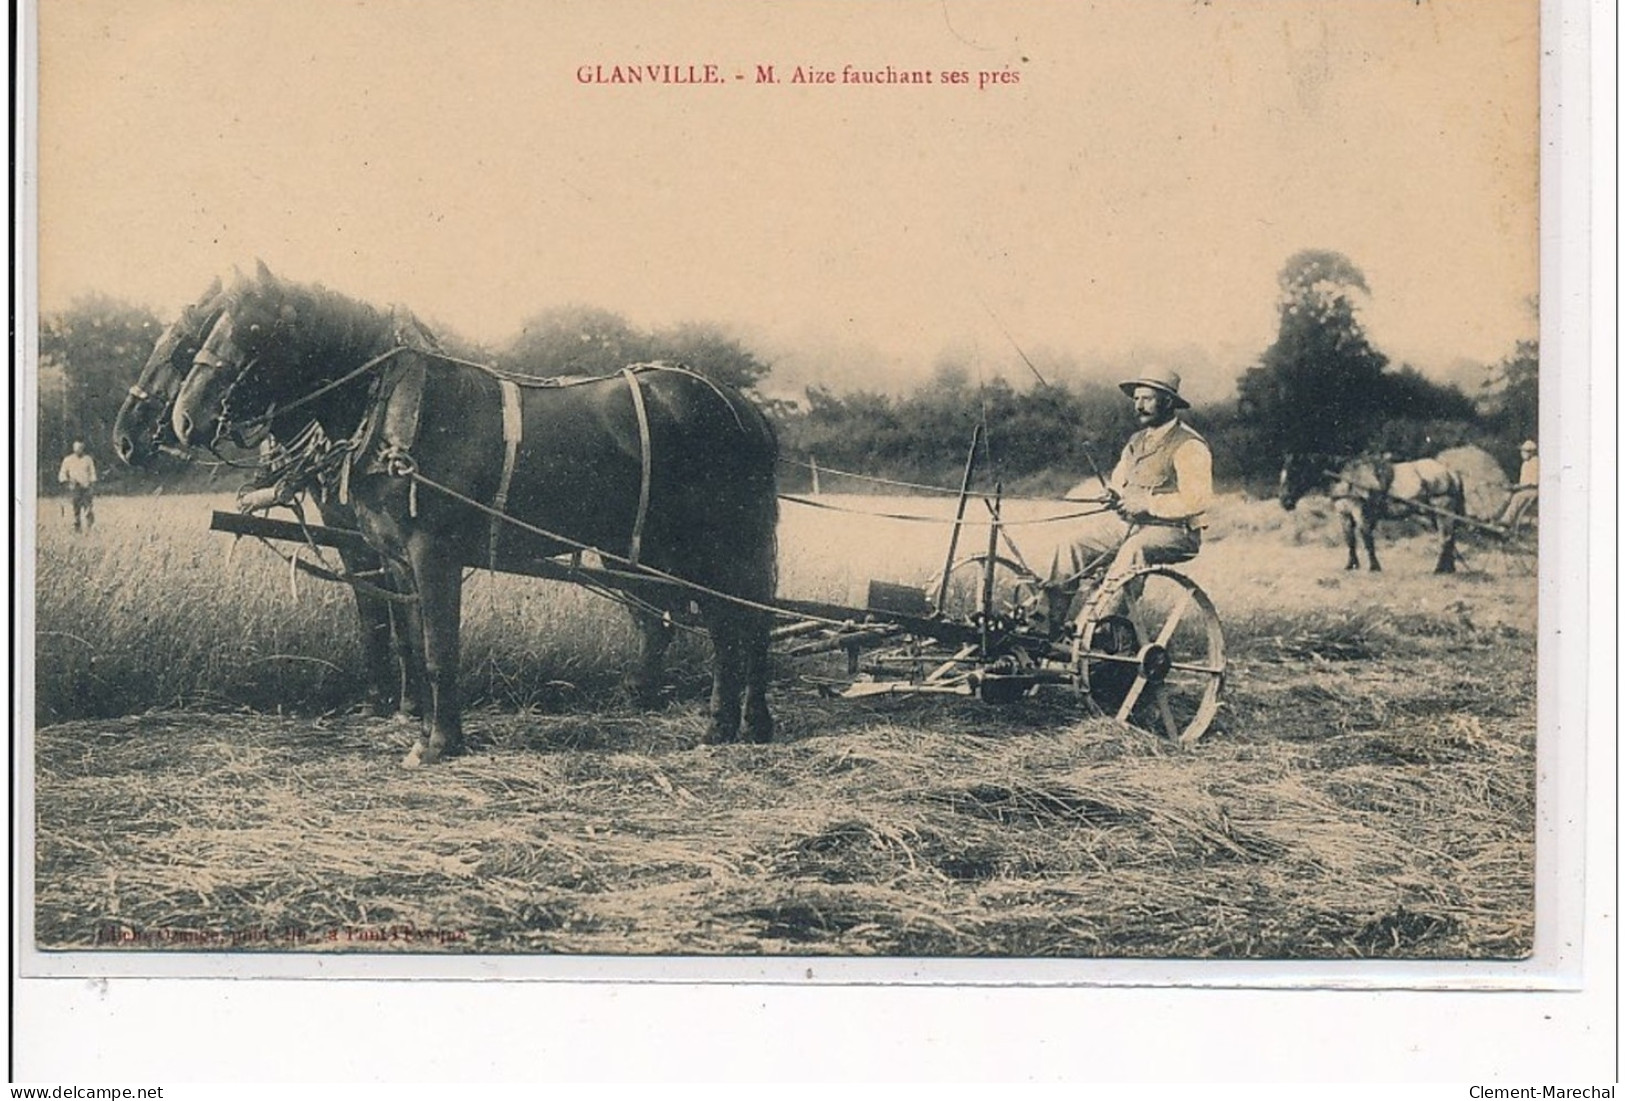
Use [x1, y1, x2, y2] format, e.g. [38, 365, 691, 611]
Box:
[172, 265, 779, 765]
[1279, 453, 1464, 574]
[114, 278, 426, 718]
[113, 278, 224, 468]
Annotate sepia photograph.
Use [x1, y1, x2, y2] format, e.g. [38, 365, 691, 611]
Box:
[20, 0, 1564, 985]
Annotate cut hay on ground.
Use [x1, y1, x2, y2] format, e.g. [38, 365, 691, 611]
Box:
[36, 632, 1534, 958]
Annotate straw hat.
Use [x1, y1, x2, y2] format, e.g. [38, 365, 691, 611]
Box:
[1118, 366, 1190, 410]
[1519, 439, 1537, 454]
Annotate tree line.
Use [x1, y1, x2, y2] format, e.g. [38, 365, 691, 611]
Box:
[772, 251, 1535, 495]
[36, 250, 1536, 496]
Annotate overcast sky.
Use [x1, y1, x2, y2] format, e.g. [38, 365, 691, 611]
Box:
[34, 0, 1539, 402]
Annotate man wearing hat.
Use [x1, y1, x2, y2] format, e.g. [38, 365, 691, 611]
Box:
[1497, 439, 1539, 531]
[1070, 366, 1212, 611]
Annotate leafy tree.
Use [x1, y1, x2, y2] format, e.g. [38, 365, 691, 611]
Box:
[1482, 337, 1538, 442]
[1236, 250, 1389, 471]
[497, 305, 652, 377]
[774, 376, 1145, 496]
[1380, 364, 1478, 423]
[647, 321, 771, 392]
[38, 295, 163, 487]
[496, 307, 771, 393]
[1366, 364, 1479, 459]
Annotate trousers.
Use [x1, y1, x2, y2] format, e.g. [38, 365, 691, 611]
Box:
[1071, 518, 1200, 620]
[1497, 488, 1537, 530]
[68, 486, 95, 531]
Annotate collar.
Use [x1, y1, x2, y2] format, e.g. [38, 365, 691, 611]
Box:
[1136, 417, 1182, 446]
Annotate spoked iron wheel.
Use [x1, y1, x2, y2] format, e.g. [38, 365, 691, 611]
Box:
[1072, 567, 1225, 745]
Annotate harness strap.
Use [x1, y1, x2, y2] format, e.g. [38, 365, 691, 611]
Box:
[406, 464, 823, 627]
[622, 367, 653, 566]
[488, 379, 524, 570]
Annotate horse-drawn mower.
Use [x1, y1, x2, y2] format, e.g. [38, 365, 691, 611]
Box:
[174, 269, 1228, 752]
[212, 455, 1229, 747]
[761, 497, 1227, 746]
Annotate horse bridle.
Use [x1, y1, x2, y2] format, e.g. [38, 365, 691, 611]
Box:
[190, 314, 271, 449]
[123, 302, 230, 449]
[200, 316, 411, 451]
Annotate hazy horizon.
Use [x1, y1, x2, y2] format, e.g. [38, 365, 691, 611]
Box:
[34, 0, 1539, 407]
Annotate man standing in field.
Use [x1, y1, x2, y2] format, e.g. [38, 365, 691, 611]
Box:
[1496, 439, 1539, 532]
[1070, 366, 1212, 614]
[57, 439, 98, 533]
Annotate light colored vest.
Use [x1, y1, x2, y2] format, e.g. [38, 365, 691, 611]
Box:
[1119, 421, 1205, 496]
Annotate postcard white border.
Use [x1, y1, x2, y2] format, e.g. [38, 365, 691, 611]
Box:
[8, 0, 1616, 1082]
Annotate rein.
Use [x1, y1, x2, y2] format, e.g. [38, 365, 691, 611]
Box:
[391, 456, 854, 629]
[779, 493, 1113, 526]
[776, 457, 1099, 503]
[223, 346, 412, 436]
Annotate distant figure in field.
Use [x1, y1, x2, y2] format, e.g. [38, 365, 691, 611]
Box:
[57, 440, 98, 533]
[1070, 366, 1212, 615]
[1497, 439, 1539, 532]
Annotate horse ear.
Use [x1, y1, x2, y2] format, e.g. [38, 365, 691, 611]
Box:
[1046, 549, 1063, 584]
[256, 258, 278, 286]
[204, 275, 223, 298]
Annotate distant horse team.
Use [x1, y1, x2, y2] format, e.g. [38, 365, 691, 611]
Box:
[119, 264, 1514, 762]
[1278, 452, 1466, 574]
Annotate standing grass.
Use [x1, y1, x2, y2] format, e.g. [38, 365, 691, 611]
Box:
[32, 494, 715, 722]
[33, 491, 1534, 722]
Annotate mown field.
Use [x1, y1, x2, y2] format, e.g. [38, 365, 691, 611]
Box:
[30, 489, 1537, 957]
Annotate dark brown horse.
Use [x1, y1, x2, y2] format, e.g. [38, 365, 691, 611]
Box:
[113, 279, 225, 467]
[172, 266, 779, 765]
[116, 280, 425, 718]
[1279, 453, 1464, 573]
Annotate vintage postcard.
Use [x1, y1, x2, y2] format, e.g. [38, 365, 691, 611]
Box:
[12, 0, 1610, 1076]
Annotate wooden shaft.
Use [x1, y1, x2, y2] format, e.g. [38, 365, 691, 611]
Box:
[209, 510, 372, 554]
[980, 484, 1002, 656]
[1322, 477, 1508, 534]
[933, 424, 983, 615]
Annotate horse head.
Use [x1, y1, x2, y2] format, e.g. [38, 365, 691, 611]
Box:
[173, 262, 362, 449]
[113, 278, 224, 465]
[1278, 452, 1317, 511]
[172, 263, 416, 452]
